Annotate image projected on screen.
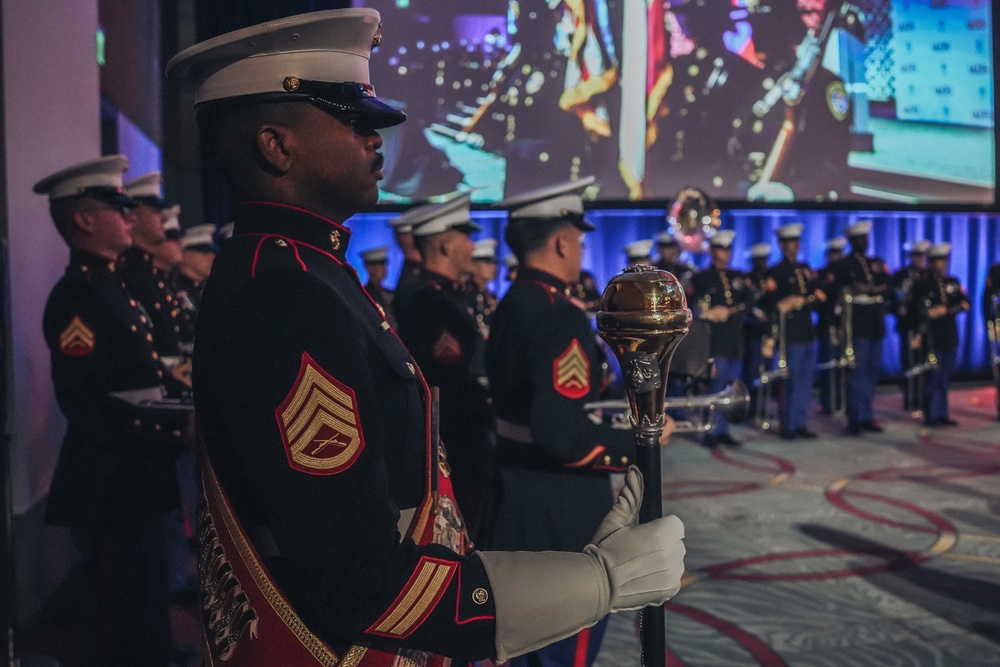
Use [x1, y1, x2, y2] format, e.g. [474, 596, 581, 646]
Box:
[362, 0, 995, 207]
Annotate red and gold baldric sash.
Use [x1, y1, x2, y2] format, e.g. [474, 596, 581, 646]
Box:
[197, 444, 467, 666]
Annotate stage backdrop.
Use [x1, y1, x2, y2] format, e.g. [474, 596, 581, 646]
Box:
[346, 207, 1000, 377]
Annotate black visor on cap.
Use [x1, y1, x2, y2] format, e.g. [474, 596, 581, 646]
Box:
[135, 195, 170, 210]
[86, 186, 139, 210]
[289, 79, 406, 129]
[563, 210, 596, 232]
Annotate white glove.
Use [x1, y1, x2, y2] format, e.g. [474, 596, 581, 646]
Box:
[477, 467, 686, 661]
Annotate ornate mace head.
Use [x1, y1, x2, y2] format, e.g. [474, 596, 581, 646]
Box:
[596, 266, 692, 434]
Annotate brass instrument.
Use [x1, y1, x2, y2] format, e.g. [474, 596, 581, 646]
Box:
[754, 311, 787, 430]
[903, 352, 939, 379]
[586, 380, 751, 433]
[667, 187, 722, 254]
[596, 265, 691, 667]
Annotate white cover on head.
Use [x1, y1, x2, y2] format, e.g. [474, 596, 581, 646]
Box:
[655, 230, 678, 246]
[166, 9, 380, 104]
[32, 154, 130, 201]
[903, 239, 931, 255]
[218, 222, 235, 240]
[845, 220, 872, 237]
[163, 205, 182, 232]
[825, 236, 847, 252]
[124, 171, 165, 202]
[624, 239, 654, 260]
[473, 238, 499, 260]
[710, 230, 736, 248]
[776, 223, 803, 240]
[182, 223, 218, 249]
[747, 242, 771, 259]
[928, 242, 952, 258]
[500, 176, 596, 225]
[400, 193, 481, 237]
[503, 254, 519, 269]
[360, 245, 389, 262]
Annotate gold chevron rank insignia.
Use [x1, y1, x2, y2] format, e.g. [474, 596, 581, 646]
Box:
[58, 316, 95, 356]
[366, 557, 457, 639]
[553, 338, 590, 399]
[275, 352, 365, 475]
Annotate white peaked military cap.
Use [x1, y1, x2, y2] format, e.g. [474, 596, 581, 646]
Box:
[747, 242, 771, 260]
[473, 238, 499, 261]
[825, 236, 847, 252]
[499, 176, 596, 231]
[406, 193, 482, 237]
[710, 230, 736, 249]
[360, 245, 389, 263]
[217, 221, 235, 241]
[625, 239, 654, 261]
[165, 8, 405, 129]
[163, 205, 182, 238]
[776, 223, 803, 240]
[655, 230, 679, 246]
[928, 242, 952, 259]
[503, 254, 519, 269]
[124, 171, 170, 208]
[182, 223, 218, 251]
[845, 220, 872, 237]
[903, 239, 931, 255]
[32, 154, 136, 207]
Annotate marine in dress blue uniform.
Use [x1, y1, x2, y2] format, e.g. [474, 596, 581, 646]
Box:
[394, 195, 495, 542]
[743, 242, 773, 412]
[816, 237, 846, 415]
[689, 230, 751, 447]
[359, 244, 397, 329]
[486, 177, 657, 667]
[983, 259, 1000, 419]
[764, 223, 826, 439]
[887, 240, 930, 413]
[469, 238, 500, 337]
[827, 221, 891, 434]
[120, 172, 186, 359]
[915, 243, 969, 426]
[36, 155, 191, 666]
[167, 11, 685, 665]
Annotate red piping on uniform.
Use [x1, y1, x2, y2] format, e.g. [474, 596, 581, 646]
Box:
[240, 200, 350, 233]
[565, 445, 605, 468]
[523, 280, 556, 304]
[573, 627, 590, 666]
[249, 234, 307, 277]
[453, 563, 496, 625]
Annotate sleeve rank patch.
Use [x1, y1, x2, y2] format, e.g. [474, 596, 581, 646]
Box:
[553, 338, 590, 399]
[58, 316, 96, 356]
[275, 352, 365, 475]
[366, 557, 457, 639]
[431, 330, 462, 365]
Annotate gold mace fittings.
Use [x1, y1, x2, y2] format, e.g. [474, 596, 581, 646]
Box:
[597, 265, 692, 437]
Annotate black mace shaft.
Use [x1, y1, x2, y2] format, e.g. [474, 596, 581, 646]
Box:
[596, 266, 692, 667]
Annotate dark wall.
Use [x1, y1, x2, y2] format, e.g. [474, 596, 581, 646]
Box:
[100, 0, 162, 147]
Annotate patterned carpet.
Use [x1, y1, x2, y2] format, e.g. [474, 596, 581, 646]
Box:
[595, 383, 1000, 666]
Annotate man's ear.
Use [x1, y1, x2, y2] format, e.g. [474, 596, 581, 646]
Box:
[553, 228, 568, 259]
[72, 209, 98, 235]
[253, 123, 294, 175]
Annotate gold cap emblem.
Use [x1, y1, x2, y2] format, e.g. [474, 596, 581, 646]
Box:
[330, 230, 341, 251]
[283, 76, 301, 92]
[372, 23, 383, 48]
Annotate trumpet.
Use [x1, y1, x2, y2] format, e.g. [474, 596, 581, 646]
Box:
[585, 380, 750, 433]
[903, 352, 939, 379]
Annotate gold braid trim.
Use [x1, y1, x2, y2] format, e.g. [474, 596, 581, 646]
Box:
[204, 458, 370, 666]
